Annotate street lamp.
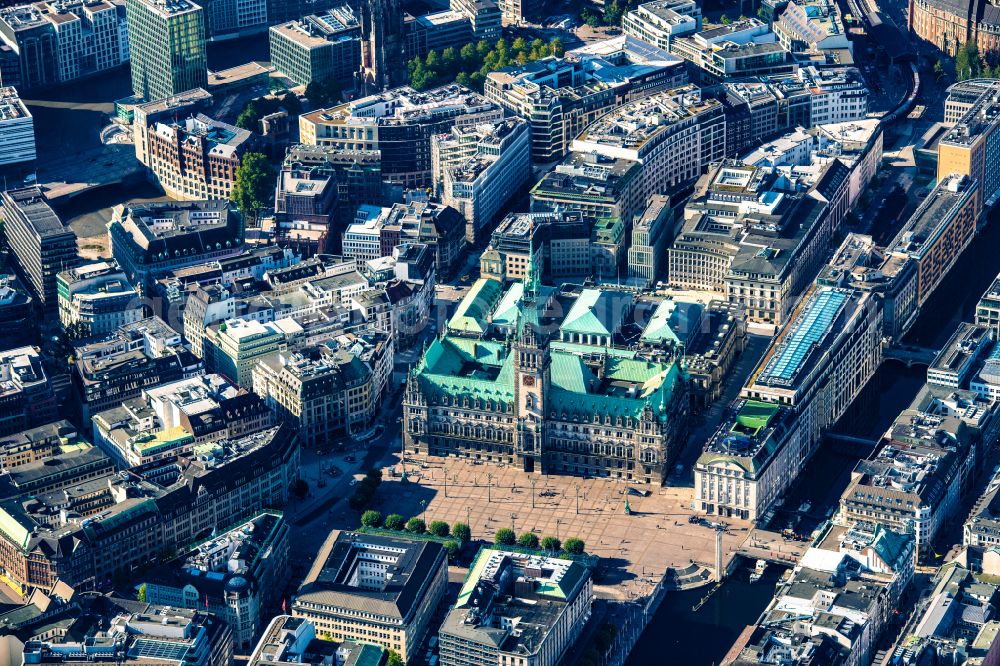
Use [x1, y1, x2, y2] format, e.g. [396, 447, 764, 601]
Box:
[420, 500, 427, 524]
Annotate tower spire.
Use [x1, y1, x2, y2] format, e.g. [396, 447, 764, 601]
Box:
[524, 243, 540, 303]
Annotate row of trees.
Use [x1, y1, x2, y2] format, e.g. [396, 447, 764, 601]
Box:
[408, 37, 566, 92]
[929, 41, 1000, 82]
[492, 528, 586, 555]
[360, 511, 470, 560]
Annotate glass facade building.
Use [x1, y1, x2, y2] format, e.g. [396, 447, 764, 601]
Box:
[126, 0, 207, 102]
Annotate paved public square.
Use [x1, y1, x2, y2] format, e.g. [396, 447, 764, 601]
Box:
[376, 455, 750, 598]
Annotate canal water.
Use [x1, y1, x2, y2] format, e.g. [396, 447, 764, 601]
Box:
[629, 207, 1000, 665]
[626, 560, 785, 666]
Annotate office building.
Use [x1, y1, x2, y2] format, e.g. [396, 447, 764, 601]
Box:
[977, 273, 1000, 333]
[927, 323, 993, 388]
[439, 549, 593, 666]
[670, 161, 842, 326]
[125, 0, 208, 102]
[109, 200, 244, 292]
[22, 606, 234, 666]
[0, 186, 78, 314]
[278, 143, 384, 233]
[0, 261, 34, 346]
[696, 287, 881, 520]
[670, 19, 794, 86]
[449, 0, 500, 40]
[0, 423, 298, 595]
[840, 403, 977, 556]
[773, 0, 849, 55]
[131, 88, 213, 165]
[493, 0, 537, 25]
[733, 525, 910, 665]
[404, 10, 473, 61]
[0, 2, 128, 91]
[479, 211, 591, 283]
[0, 346, 57, 436]
[71, 316, 202, 423]
[0, 87, 33, 170]
[627, 195, 674, 287]
[141, 511, 289, 651]
[140, 113, 253, 200]
[56, 261, 142, 338]
[938, 79, 1000, 211]
[664, 300, 747, 407]
[405, 266, 689, 482]
[569, 86, 724, 198]
[485, 36, 687, 161]
[435, 117, 531, 243]
[884, 175, 978, 308]
[91, 373, 272, 468]
[292, 532, 448, 662]
[252, 334, 393, 446]
[342, 201, 467, 279]
[623, 0, 701, 50]
[529, 154, 641, 270]
[203, 318, 295, 388]
[269, 6, 361, 88]
[300, 84, 503, 189]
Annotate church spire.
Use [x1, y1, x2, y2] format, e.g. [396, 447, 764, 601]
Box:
[524, 243, 541, 303]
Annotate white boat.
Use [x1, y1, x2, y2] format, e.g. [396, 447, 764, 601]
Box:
[750, 559, 767, 582]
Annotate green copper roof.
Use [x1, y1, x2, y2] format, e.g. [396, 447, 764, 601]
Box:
[549, 355, 681, 420]
[493, 282, 525, 329]
[550, 353, 596, 393]
[870, 524, 910, 566]
[456, 547, 587, 606]
[732, 400, 780, 436]
[448, 278, 504, 334]
[550, 341, 638, 359]
[417, 334, 515, 404]
[560, 289, 633, 337]
[640, 300, 682, 345]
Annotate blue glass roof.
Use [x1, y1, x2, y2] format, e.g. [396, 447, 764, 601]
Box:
[759, 288, 849, 386]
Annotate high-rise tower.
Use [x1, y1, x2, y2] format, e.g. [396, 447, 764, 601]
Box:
[126, 0, 208, 102]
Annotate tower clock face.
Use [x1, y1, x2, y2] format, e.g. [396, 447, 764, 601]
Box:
[522, 375, 535, 387]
